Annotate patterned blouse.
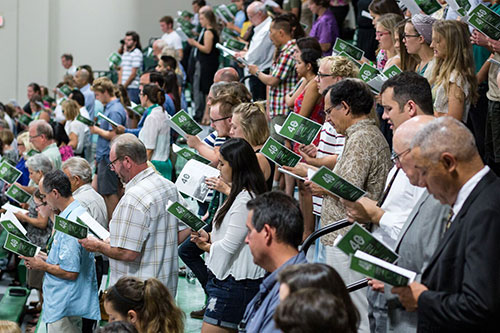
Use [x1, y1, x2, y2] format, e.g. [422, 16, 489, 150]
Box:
[320, 118, 392, 246]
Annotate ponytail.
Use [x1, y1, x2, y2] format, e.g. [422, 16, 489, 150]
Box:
[142, 84, 166, 106]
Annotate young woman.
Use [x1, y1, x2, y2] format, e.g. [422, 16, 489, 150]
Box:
[393, 19, 419, 72]
[430, 20, 478, 122]
[375, 14, 404, 71]
[191, 138, 267, 332]
[187, 6, 220, 122]
[308, 0, 339, 55]
[62, 99, 88, 157]
[103, 276, 184, 333]
[403, 14, 436, 78]
[137, 84, 171, 179]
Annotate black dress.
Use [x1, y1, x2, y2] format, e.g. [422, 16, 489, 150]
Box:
[196, 28, 220, 95]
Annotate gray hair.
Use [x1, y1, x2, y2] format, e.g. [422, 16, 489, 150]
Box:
[252, 1, 266, 14]
[62, 157, 92, 184]
[26, 153, 54, 174]
[111, 133, 147, 164]
[30, 120, 53, 140]
[410, 116, 477, 163]
[154, 39, 168, 51]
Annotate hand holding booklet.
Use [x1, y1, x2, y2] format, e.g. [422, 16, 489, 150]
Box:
[167, 201, 208, 231]
[260, 137, 301, 168]
[97, 112, 119, 128]
[216, 43, 249, 66]
[310, 166, 366, 202]
[350, 250, 416, 286]
[175, 159, 220, 202]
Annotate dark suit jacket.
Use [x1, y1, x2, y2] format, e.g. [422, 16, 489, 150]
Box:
[417, 170, 500, 332]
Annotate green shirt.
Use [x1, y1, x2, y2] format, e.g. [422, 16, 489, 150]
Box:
[42, 143, 62, 170]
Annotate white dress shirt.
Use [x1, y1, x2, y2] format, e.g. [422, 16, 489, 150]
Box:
[245, 16, 275, 71]
[451, 166, 490, 221]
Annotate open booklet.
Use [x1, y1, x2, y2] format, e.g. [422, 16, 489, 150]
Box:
[399, 0, 442, 16]
[166, 200, 208, 231]
[0, 210, 29, 241]
[76, 114, 95, 126]
[77, 211, 110, 240]
[260, 137, 301, 168]
[466, 4, 500, 40]
[309, 166, 366, 202]
[332, 38, 364, 61]
[175, 159, 220, 202]
[336, 222, 399, 263]
[216, 43, 249, 66]
[172, 144, 211, 165]
[2, 202, 29, 215]
[4, 233, 40, 258]
[97, 112, 119, 128]
[350, 250, 416, 286]
[166, 110, 203, 138]
[275, 113, 322, 146]
[54, 215, 89, 240]
[359, 63, 402, 93]
[6, 184, 32, 204]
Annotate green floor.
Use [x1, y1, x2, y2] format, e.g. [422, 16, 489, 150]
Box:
[176, 274, 205, 332]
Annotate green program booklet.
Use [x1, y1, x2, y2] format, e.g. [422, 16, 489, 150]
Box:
[18, 114, 33, 127]
[58, 84, 72, 97]
[177, 10, 194, 19]
[108, 52, 122, 67]
[225, 38, 246, 51]
[172, 144, 211, 164]
[260, 137, 301, 168]
[97, 112, 119, 128]
[54, 215, 88, 240]
[333, 38, 364, 61]
[167, 201, 207, 231]
[6, 184, 31, 204]
[131, 105, 146, 117]
[350, 250, 416, 286]
[25, 149, 38, 158]
[3, 233, 40, 257]
[167, 110, 203, 137]
[336, 223, 399, 263]
[0, 220, 29, 241]
[76, 114, 95, 126]
[0, 160, 22, 184]
[310, 166, 366, 202]
[277, 113, 322, 146]
[359, 63, 381, 82]
[400, 0, 442, 16]
[383, 65, 402, 79]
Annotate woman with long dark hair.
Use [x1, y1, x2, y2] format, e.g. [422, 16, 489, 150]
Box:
[191, 138, 267, 332]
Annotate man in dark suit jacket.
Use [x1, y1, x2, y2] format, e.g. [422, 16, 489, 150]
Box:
[392, 117, 500, 332]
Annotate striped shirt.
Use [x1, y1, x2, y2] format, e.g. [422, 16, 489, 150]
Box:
[109, 167, 187, 296]
[313, 122, 345, 216]
[203, 131, 227, 148]
[121, 48, 143, 89]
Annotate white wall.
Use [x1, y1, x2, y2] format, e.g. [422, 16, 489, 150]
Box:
[0, 0, 225, 105]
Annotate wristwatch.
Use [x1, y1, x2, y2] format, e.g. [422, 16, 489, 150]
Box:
[255, 70, 261, 77]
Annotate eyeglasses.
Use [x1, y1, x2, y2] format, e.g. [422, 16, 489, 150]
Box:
[29, 134, 42, 140]
[391, 148, 411, 164]
[317, 72, 335, 78]
[402, 32, 420, 39]
[210, 116, 231, 123]
[35, 201, 47, 209]
[108, 157, 123, 170]
[324, 104, 343, 115]
[375, 31, 391, 37]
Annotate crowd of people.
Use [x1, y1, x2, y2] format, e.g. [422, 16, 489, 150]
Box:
[0, 0, 500, 332]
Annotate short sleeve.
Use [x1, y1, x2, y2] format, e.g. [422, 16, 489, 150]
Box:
[131, 49, 143, 68]
[173, 33, 183, 50]
[110, 195, 149, 252]
[139, 116, 159, 149]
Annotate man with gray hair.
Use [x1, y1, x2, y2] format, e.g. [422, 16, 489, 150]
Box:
[237, 1, 275, 100]
[74, 68, 95, 118]
[29, 120, 62, 169]
[79, 134, 190, 296]
[392, 117, 500, 332]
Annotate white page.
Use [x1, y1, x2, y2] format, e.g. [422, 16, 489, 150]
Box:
[2, 202, 29, 215]
[78, 211, 110, 240]
[278, 167, 306, 181]
[354, 250, 416, 282]
[175, 159, 220, 202]
[2, 210, 28, 236]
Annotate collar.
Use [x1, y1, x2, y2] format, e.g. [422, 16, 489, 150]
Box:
[60, 199, 79, 219]
[73, 183, 92, 196]
[124, 167, 155, 192]
[42, 142, 58, 152]
[260, 251, 306, 292]
[279, 39, 296, 53]
[254, 16, 272, 34]
[451, 166, 490, 220]
[81, 83, 91, 91]
[345, 118, 376, 138]
[105, 98, 120, 109]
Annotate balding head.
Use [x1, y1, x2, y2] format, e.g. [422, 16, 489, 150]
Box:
[74, 68, 90, 88]
[393, 115, 434, 186]
[247, 1, 267, 26]
[214, 67, 240, 83]
[153, 39, 167, 57]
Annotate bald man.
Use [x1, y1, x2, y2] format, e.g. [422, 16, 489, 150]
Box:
[393, 117, 500, 332]
[213, 67, 239, 83]
[75, 68, 95, 117]
[384, 116, 450, 332]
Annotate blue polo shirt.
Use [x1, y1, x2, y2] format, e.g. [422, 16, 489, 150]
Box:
[240, 251, 307, 333]
[96, 98, 127, 162]
[42, 200, 100, 324]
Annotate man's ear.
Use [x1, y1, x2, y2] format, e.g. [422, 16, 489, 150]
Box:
[262, 224, 273, 246]
[440, 152, 458, 173]
[406, 100, 418, 117]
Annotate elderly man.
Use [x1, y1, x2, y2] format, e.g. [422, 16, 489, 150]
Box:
[241, 191, 306, 333]
[22, 170, 100, 332]
[74, 68, 95, 118]
[392, 117, 500, 332]
[238, 1, 275, 101]
[79, 134, 190, 296]
[306, 79, 392, 333]
[29, 120, 62, 169]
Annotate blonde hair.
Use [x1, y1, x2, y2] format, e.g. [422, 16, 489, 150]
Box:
[92, 77, 115, 95]
[232, 103, 270, 146]
[430, 20, 478, 105]
[0, 321, 21, 333]
[0, 130, 14, 146]
[318, 56, 359, 78]
[62, 99, 80, 121]
[17, 132, 34, 152]
[377, 13, 404, 46]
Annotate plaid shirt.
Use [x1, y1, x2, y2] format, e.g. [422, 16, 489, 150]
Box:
[269, 39, 298, 118]
[109, 167, 187, 296]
